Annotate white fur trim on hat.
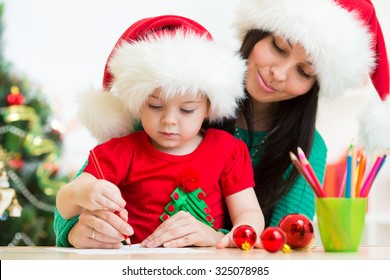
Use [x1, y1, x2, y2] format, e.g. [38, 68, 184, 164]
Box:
[109, 30, 246, 122]
[234, 0, 375, 98]
[77, 87, 133, 143]
[79, 30, 246, 143]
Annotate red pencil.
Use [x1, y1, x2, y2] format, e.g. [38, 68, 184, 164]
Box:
[290, 152, 325, 197]
[89, 150, 130, 245]
[297, 147, 325, 197]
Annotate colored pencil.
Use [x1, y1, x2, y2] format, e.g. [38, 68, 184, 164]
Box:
[359, 154, 383, 198]
[89, 150, 130, 245]
[351, 142, 357, 198]
[355, 153, 366, 198]
[337, 168, 347, 198]
[345, 144, 353, 198]
[290, 150, 325, 197]
[90, 150, 106, 180]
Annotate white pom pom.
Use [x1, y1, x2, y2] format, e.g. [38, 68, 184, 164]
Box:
[358, 98, 390, 154]
[77, 87, 134, 143]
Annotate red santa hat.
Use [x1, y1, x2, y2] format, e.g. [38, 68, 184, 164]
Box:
[234, 0, 390, 151]
[78, 15, 246, 143]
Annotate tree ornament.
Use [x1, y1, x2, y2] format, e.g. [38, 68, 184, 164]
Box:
[8, 196, 23, 217]
[0, 188, 15, 217]
[233, 225, 257, 250]
[260, 227, 286, 253]
[8, 153, 25, 170]
[7, 86, 25, 105]
[0, 161, 10, 188]
[278, 213, 315, 249]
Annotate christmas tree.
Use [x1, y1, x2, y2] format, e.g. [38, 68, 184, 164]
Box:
[0, 2, 70, 245]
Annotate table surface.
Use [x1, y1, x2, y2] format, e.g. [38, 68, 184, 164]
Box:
[1, 245, 390, 260]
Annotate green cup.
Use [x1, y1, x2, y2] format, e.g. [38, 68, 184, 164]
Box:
[315, 198, 367, 252]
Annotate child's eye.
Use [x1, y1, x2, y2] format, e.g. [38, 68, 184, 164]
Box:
[148, 104, 162, 110]
[181, 108, 194, 114]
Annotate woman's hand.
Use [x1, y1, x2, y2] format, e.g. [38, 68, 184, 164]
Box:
[140, 211, 225, 248]
[68, 208, 133, 249]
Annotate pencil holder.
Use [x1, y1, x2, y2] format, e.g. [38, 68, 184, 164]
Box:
[315, 198, 367, 252]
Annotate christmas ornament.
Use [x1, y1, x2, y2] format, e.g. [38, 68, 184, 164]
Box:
[260, 227, 286, 253]
[160, 168, 214, 227]
[233, 225, 257, 250]
[6, 86, 25, 105]
[278, 213, 314, 249]
[8, 196, 22, 217]
[0, 188, 15, 217]
[0, 162, 10, 188]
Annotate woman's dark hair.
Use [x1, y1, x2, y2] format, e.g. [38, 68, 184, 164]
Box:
[208, 29, 320, 227]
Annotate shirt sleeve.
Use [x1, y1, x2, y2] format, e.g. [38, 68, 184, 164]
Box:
[270, 130, 327, 226]
[220, 138, 255, 197]
[53, 160, 87, 247]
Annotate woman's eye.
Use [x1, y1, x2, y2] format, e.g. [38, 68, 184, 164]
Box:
[297, 67, 311, 79]
[272, 38, 285, 54]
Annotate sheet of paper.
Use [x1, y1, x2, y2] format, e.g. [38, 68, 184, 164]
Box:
[47, 244, 214, 255]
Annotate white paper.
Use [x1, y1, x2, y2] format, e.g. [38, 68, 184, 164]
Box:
[47, 244, 214, 255]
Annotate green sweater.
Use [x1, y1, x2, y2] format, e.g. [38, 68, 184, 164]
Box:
[53, 129, 327, 246]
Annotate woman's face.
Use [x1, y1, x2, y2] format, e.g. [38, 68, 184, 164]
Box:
[245, 34, 317, 103]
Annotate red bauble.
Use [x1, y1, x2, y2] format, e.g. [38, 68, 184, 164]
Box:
[233, 225, 257, 250]
[278, 213, 314, 249]
[260, 227, 286, 253]
[7, 87, 25, 105]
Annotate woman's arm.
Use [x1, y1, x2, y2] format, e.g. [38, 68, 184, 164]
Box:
[54, 161, 86, 247]
[54, 160, 129, 247]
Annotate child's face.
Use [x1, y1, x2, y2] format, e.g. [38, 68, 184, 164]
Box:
[140, 89, 210, 155]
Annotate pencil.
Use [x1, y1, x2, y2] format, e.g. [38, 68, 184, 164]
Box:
[359, 154, 383, 198]
[290, 151, 325, 197]
[355, 153, 366, 198]
[345, 144, 353, 198]
[351, 142, 357, 198]
[89, 150, 130, 245]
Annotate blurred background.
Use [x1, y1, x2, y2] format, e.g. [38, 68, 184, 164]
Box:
[0, 0, 389, 246]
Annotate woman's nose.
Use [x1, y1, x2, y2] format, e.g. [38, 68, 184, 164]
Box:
[270, 63, 289, 81]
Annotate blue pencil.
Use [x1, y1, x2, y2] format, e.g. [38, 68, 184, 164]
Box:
[345, 144, 353, 198]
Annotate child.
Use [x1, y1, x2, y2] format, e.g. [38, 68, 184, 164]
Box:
[56, 15, 264, 248]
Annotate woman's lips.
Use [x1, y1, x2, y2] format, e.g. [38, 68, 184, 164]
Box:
[257, 73, 276, 93]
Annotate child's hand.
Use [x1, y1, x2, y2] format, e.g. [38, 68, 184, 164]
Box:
[215, 232, 235, 249]
[74, 174, 126, 213]
[216, 229, 262, 249]
[141, 211, 224, 248]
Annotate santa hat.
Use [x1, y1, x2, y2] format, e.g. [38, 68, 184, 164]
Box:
[234, 0, 390, 150]
[78, 15, 246, 143]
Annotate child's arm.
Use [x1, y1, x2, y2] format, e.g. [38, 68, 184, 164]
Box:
[56, 172, 126, 219]
[216, 187, 264, 248]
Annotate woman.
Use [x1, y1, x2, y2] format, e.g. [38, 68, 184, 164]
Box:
[54, 0, 389, 248]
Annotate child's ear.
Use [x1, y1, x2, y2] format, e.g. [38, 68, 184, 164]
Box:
[205, 99, 212, 118]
